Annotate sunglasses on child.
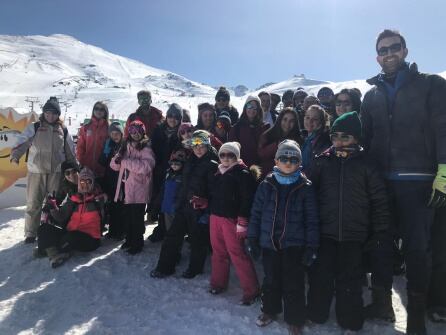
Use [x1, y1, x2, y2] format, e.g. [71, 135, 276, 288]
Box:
[64, 168, 78, 177]
[377, 43, 403, 56]
[219, 152, 236, 159]
[79, 179, 93, 186]
[330, 133, 355, 142]
[216, 97, 228, 102]
[277, 156, 300, 165]
[94, 107, 106, 113]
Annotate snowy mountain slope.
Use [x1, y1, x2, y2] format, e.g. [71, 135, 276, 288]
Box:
[0, 208, 444, 335]
[0, 34, 217, 133]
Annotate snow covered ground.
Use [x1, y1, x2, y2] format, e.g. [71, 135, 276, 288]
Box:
[0, 207, 444, 335]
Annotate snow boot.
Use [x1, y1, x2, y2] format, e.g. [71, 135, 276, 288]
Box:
[406, 291, 427, 335]
[24, 236, 36, 244]
[239, 293, 260, 306]
[46, 247, 70, 268]
[364, 287, 396, 322]
[256, 313, 275, 327]
[427, 306, 446, 323]
[288, 324, 302, 335]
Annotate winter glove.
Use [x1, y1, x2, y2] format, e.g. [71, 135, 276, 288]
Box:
[428, 164, 446, 208]
[302, 246, 318, 267]
[236, 217, 248, 240]
[190, 196, 208, 210]
[114, 153, 123, 165]
[245, 238, 261, 261]
[42, 192, 57, 213]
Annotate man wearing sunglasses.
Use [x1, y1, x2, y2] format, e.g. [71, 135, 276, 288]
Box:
[214, 86, 239, 125]
[361, 29, 446, 334]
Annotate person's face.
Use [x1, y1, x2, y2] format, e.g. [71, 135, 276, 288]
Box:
[192, 144, 208, 158]
[215, 97, 229, 109]
[78, 178, 93, 193]
[170, 161, 183, 172]
[330, 132, 358, 148]
[318, 91, 333, 105]
[376, 36, 408, 74]
[43, 111, 58, 124]
[259, 95, 271, 112]
[201, 110, 214, 129]
[218, 151, 237, 168]
[281, 112, 296, 135]
[180, 128, 193, 141]
[245, 102, 259, 121]
[166, 116, 180, 128]
[293, 95, 306, 108]
[304, 108, 322, 133]
[138, 94, 151, 108]
[110, 131, 122, 143]
[275, 156, 300, 175]
[303, 96, 319, 112]
[335, 93, 353, 116]
[93, 105, 106, 119]
[130, 132, 143, 142]
[282, 97, 293, 108]
[64, 169, 79, 185]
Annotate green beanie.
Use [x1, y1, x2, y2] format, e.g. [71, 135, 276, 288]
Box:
[331, 111, 362, 139]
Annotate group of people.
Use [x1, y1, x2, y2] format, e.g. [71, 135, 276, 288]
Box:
[9, 29, 446, 335]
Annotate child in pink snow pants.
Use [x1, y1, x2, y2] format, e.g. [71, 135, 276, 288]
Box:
[209, 142, 260, 305]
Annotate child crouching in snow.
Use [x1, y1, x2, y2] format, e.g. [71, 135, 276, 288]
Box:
[36, 168, 104, 268]
[110, 120, 156, 255]
[209, 142, 260, 305]
[247, 140, 319, 335]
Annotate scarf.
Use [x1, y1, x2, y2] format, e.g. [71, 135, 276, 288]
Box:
[218, 159, 244, 175]
[272, 166, 302, 185]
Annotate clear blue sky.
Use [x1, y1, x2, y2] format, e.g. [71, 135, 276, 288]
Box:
[1, 0, 445, 88]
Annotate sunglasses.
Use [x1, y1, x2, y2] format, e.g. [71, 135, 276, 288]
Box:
[377, 43, 402, 56]
[219, 152, 236, 159]
[330, 133, 355, 142]
[277, 156, 300, 165]
[94, 107, 106, 112]
[216, 98, 228, 102]
[79, 179, 93, 185]
[335, 100, 352, 107]
[64, 168, 78, 177]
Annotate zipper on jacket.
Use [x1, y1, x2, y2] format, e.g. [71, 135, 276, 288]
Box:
[265, 180, 279, 251]
[338, 160, 344, 241]
[279, 183, 306, 249]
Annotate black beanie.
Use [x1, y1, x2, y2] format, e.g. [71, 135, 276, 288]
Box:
[109, 121, 124, 135]
[61, 161, 80, 174]
[42, 97, 61, 115]
[215, 86, 230, 101]
[331, 111, 362, 139]
[166, 103, 183, 122]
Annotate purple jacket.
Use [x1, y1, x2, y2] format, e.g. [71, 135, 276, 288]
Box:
[110, 142, 156, 204]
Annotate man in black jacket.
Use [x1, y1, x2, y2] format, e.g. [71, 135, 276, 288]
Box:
[361, 29, 446, 334]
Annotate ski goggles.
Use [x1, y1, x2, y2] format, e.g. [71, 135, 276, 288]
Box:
[189, 137, 209, 147]
[79, 179, 93, 186]
[277, 156, 300, 165]
[330, 133, 355, 142]
[128, 125, 144, 135]
[377, 43, 402, 56]
[245, 103, 257, 110]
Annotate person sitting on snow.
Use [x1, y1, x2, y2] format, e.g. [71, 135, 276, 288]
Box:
[34, 168, 104, 268]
